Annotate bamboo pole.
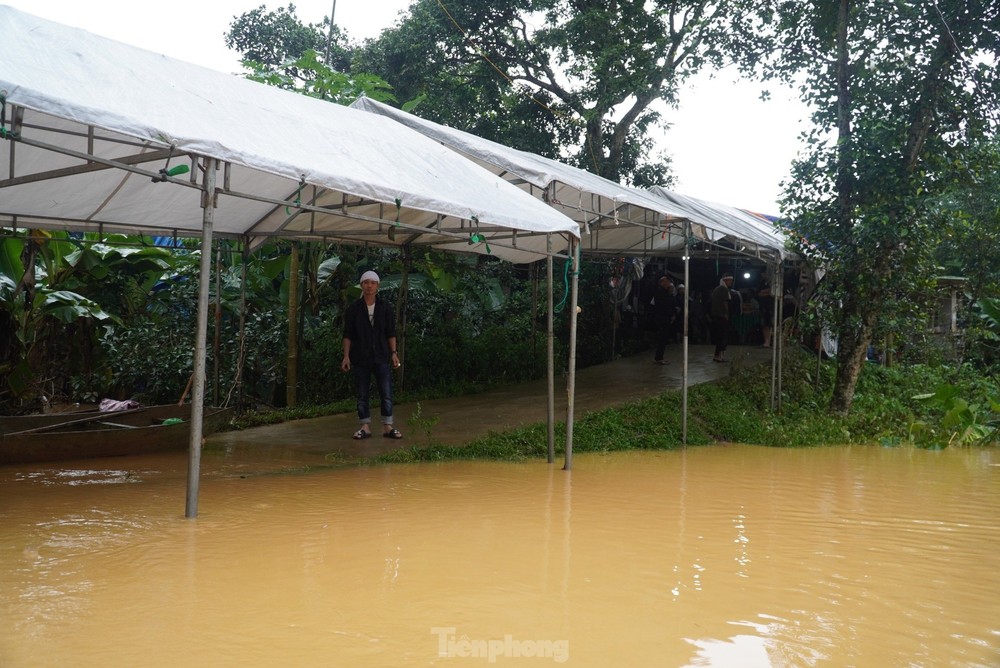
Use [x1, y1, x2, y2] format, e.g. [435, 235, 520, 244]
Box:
[235, 243, 249, 411]
[286, 242, 299, 408]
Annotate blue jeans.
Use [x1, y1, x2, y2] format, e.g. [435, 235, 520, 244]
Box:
[353, 362, 394, 425]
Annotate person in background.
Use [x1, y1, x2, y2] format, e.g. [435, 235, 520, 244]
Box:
[341, 270, 403, 440]
[710, 273, 734, 363]
[652, 275, 676, 365]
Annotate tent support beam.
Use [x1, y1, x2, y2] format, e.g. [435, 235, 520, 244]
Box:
[0, 134, 180, 187]
[5, 133, 575, 264]
[185, 157, 217, 519]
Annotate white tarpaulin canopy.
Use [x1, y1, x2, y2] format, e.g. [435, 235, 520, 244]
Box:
[0, 5, 582, 516]
[351, 97, 793, 262]
[0, 6, 579, 264]
[646, 186, 790, 260]
[351, 96, 701, 256]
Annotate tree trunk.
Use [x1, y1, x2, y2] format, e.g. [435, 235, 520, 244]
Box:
[828, 293, 877, 415]
[827, 0, 861, 417]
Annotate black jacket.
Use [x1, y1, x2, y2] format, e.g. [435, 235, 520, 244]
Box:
[343, 297, 396, 367]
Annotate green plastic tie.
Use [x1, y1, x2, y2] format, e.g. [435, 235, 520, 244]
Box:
[0, 91, 7, 138]
[467, 217, 491, 254]
[285, 178, 305, 215]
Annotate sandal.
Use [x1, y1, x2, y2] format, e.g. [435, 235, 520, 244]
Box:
[352, 428, 372, 440]
[383, 428, 403, 439]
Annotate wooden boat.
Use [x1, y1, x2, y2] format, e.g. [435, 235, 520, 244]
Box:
[0, 407, 109, 433]
[0, 404, 232, 465]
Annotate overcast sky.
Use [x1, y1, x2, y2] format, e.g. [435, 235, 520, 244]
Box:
[4, 0, 809, 214]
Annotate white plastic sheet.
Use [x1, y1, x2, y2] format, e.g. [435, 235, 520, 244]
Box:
[0, 6, 578, 263]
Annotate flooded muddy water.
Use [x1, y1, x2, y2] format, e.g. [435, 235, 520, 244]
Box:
[1, 444, 998, 667]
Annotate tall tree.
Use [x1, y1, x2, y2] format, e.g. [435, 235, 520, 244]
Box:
[761, 0, 1000, 414]
[355, 0, 763, 186]
[225, 3, 396, 104]
[225, 4, 333, 69]
[932, 138, 1000, 305]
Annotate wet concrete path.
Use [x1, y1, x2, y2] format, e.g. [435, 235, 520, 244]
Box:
[208, 344, 776, 467]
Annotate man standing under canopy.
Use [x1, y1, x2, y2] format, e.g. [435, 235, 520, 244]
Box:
[341, 271, 403, 440]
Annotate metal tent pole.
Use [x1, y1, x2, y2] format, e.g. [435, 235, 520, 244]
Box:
[682, 221, 691, 444]
[546, 235, 555, 463]
[563, 237, 580, 471]
[185, 157, 217, 519]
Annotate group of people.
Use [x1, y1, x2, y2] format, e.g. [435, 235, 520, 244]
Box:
[649, 272, 735, 364]
[652, 272, 778, 365]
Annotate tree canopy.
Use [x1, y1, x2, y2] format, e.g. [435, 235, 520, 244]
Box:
[225, 3, 395, 103]
[354, 0, 765, 187]
[762, 0, 1000, 414]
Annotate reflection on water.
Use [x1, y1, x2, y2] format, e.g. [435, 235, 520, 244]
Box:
[1, 445, 999, 667]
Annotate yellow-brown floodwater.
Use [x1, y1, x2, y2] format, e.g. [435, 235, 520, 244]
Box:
[1, 444, 998, 667]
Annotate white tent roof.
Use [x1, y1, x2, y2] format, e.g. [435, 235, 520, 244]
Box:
[351, 96, 701, 256]
[350, 97, 796, 262]
[647, 187, 790, 260]
[0, 6, 578, 263]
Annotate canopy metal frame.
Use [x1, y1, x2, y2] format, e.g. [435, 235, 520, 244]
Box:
[0, 113, 576, 518]
[2, 114, 575, 262]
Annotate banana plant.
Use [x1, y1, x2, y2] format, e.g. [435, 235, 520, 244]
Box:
[977, 297, 1000, 341]
[910, 382, 1000, 447]
[0, 231, 143, 405]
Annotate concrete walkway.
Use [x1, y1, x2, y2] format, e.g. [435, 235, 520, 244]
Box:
[207, 344, 775, 467]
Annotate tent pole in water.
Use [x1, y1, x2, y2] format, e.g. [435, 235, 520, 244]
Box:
[682, 221, 691, 444]
[563, 237, 580, 471]
[185, 158, 217, 519]
[546, 235, 555, 464]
